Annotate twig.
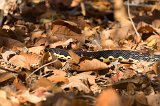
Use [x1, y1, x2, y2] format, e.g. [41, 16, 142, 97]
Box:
[26, 59, 58, 81]
[0, 66, 18, 73]
[80, 1, 86, 16]
[127, 0, 141, 46]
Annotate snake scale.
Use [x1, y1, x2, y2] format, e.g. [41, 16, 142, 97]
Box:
[45, 48, 160, 63]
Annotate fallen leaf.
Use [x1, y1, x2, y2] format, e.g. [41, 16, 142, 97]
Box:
[34, 37, 48, 46]
[28, 46, 45, 54]
[0, 36, 24, 51]
[47, 76, 69, 84]
[0, 72, 16, 83]
[68, 50, 81, 64]
[62, 79, 90, 93]
[135, 92, 148, 105]
[0, 90, 7, 99]
[18, 90, 44, 103]
[152, 62, 160, 75]
[147, 93, 160, 106]
[121, 95, 134, 106]
[96, 88, 121, 106]
[78, 59, 109, 71]
[49, 38, 74, 48]
[31, 78, 54, 90]
[0, 97, 12, 106]
[9, 53, 42, 70]
[52, 69, 67, 76]
[31, 30, 46, 41]
[47, 20, 84, 43]
[13, 78, 27, 91]
[111, 71, 124, 82]
[70, 0, 81, 7]
[1, 50, 16, 62]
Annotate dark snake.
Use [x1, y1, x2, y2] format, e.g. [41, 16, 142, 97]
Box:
[45, 48, 160, 63]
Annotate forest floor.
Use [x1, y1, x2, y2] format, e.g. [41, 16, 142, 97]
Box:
[0, 0, 160, 106]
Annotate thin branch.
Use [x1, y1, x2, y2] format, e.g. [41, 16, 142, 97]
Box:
[127, 0, 141, 44]
[26, 59, 58, 81]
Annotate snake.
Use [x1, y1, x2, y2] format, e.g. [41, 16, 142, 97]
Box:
[45, 48, 160, 63]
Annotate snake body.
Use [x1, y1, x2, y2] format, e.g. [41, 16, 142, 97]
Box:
[45, 48, 160, 63]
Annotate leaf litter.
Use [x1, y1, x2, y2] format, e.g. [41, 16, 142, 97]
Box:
[0, 0, 160, 106]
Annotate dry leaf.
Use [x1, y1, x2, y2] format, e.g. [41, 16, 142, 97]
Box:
[52, 69, 67, 76]
[49, 38, 74, 48]
[111, 71, 124, 82]
[0, 97, 12, 106]
[152, 62, 160, 75]
[13, 78, 27, 91]
[0, 36, 24, 51]
[114, 0, 131, 27]
[9, 53, 42, 70]
[78, 59, 109, 71]
[70, 0, 81, 7]
[1, 50, 16, 62]
[0, 90, 7, 99]
[31, 30, 46, 41]
[121, 96, 134, 106]
[28, 46, 45, 54]
[135, 92, 148, 105]
[47, 76, 69, 84]
[31, 78, 54, 90]
[0, 72, 16, 83]
[68, 50, 81, 64]
[147, 93, 160, 106]
[62, 79, 90, 93]
[69, 72, 96, 86]
[18, 91, 44, 103]
[34, 37, 48, 46]
[47, 20, 84, 43]
[47, 0, 72, 7]
[96, 88, 121, 106]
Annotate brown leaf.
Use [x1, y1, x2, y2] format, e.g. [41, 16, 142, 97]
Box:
[121, 96, 134, 106]
[47, 20, 84, 43]
[135, 92, 148, 105]
[52, 69, 67, 76]
[47, 76, 69, 84]
[78, 59, 109, 71]
[111, 71, 124, 82]
[114, 0, 131, 28]
[28, 46, 45, 54]
[13, 78, 27, 91]
[69, 72, 96, 85]
[9, 53, 42, 70]
[0, 97, 12, 106]
[62, 78, 90, 93]
[49, 38, 74, 48]
[34, 37, 48, 46]
[68, 50, 81, 64]
[48, 0, 72, 7]
[0, 36, 24, 51]
[31, 78, 54, 90]
[70, 0, 81, 7]
[31, 30, 46, 41]
[17, 91, 43, 104]
[0, 72, 16, 83]
[96, 88, 121, 106]
[147, 93, 160, 106]
[152, 62, 160, 75]
[1, 50, 16, 62]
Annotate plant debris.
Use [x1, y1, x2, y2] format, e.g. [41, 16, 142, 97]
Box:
[0, 0, 160, 106]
